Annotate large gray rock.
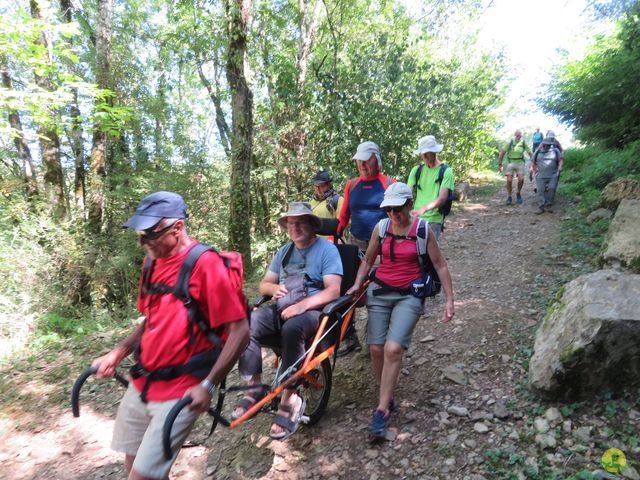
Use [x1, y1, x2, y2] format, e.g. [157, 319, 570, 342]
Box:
[600, 178, 640, 210]
[599, 199, 640, 272]
[529, 270, 640, 399]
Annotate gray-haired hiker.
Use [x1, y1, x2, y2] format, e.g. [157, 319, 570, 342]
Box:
[531, 138, 563, 214]
[91, 191, 249, 480]
[336, 141, 396, 356]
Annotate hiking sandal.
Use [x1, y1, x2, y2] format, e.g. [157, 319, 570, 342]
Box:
[270, 395, 307, 441]
[231, 394, 263, 420]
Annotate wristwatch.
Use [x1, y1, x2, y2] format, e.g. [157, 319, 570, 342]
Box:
[200, 379, 217, 396]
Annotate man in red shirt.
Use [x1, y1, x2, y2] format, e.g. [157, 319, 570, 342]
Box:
[91, 191, 249, 480]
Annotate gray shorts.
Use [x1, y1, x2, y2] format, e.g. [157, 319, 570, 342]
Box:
[365, 284, 423, 349]
[111, 383, 200, 478]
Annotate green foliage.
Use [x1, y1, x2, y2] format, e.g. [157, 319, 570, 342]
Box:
[0, 0, 507, 352]
[553, 142, 640, 263]
[542, 3, 640, 148]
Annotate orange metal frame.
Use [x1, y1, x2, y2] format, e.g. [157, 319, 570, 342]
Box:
[229, 286, 367, 429]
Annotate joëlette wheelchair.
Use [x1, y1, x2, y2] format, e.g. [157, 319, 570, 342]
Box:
[71, 218, 365, 460]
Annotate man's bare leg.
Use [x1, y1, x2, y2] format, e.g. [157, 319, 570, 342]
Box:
[516, 174, 524, 195]
[125, 455, 169, 480]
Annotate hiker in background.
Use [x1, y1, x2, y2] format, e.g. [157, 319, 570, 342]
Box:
[91, 191, 249, 480]
[498, 129, 532, 205]
[530, 137, 563, 214]
[233, 202, 342, 440]
[346, 182, 454, 439]
[532, 128, 544, 153]
[407, 135, 455, 241]
[336, 141, 396, 356]
[309, 169, 343, 240]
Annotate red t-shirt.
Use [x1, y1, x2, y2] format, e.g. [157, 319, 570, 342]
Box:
[132, 241, 247, 401]
[374, 219, 422, 289]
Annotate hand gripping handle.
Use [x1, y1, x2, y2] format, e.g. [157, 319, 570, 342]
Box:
[162, 397, 193, 460]
[71, 365, 129, 417]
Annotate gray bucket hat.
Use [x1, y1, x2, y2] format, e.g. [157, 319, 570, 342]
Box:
[541, 137, 555, 145]
[122, 191, 189, 230]
[277, 202, 321, 230]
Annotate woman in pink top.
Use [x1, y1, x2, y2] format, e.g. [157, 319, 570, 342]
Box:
[347, 182, 455, 439]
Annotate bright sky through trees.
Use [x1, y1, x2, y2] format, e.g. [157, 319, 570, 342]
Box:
[403, 0, 614, 144]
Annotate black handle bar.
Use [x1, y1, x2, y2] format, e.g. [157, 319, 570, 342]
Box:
[162, 397, 193, 460]
[162, 392, 238, 460]
[71, 366, 129, 417]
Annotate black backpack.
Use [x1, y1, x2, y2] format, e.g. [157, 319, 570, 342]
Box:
[414, 163, 454, 217]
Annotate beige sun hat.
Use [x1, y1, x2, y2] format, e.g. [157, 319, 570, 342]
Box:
[414, 135, 443, 155]
[277, 202, 321, 230]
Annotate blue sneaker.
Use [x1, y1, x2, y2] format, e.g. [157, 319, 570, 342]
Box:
[370, 409, 390, 438]
[506, 196, 513, 205]
[516, 194, 523, 205]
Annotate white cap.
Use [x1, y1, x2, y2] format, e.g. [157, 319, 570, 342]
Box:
[352, 141, 382, 168]
[379, 182, 413, 208]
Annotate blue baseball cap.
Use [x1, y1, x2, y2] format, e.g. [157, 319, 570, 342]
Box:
[122, 191, 189, 230]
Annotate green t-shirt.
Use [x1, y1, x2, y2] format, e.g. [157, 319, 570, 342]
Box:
[503, 138, 527, 162]
[407, 163, 455, 224]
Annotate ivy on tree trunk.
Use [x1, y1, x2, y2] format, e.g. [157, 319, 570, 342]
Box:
[225, 0, 254, 273]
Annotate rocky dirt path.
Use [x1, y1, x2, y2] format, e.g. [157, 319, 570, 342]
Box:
[2, 178, 636, 479]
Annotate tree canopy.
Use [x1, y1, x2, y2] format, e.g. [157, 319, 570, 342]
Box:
[542, 2, 640, 148]
[0, 0, 505, 318]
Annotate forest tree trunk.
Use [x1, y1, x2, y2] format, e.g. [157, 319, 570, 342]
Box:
[30, 0, 66, 218]
[225, 0, 254, 273]
[88, 0, 113, 232]
[0, 59, 38, 199]
[61, 0, 86, 216]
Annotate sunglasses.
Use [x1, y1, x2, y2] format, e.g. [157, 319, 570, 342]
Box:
[136, 221, 177, 240]
[383, 204, 406, 214]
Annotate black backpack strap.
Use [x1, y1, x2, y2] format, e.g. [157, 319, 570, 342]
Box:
[436, 163, 448, 185]
[415, 164, 424, 190]
[280, 242, 295, 271]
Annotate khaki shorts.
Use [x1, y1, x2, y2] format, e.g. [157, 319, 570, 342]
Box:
[111, 383, 200, 478]
[505, 162, 525, 177]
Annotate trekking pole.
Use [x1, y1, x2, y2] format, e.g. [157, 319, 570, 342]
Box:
[71, 365, 129, 417]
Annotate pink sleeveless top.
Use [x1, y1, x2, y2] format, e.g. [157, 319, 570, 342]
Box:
[374, 218, 422, 288]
